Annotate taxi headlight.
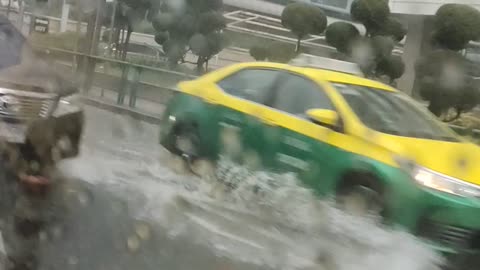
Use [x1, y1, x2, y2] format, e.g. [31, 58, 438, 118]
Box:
[394, 155, 480, 198]
[412, 166, 480, 198]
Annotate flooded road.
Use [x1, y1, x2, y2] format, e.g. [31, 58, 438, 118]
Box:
[51, 105, 443, 270]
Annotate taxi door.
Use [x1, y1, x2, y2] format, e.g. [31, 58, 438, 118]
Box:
[261, 72, 340, 191]
[214, 68, 282, 169]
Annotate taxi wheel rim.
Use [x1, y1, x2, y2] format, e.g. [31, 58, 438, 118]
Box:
[175, 135, 197, 158]
[338, 186, 383, 217]
[173, 127, 204, 176]
[174, 125, 200, 160]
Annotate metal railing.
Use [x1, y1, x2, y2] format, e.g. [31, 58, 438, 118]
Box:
[34, 46, 197, 115]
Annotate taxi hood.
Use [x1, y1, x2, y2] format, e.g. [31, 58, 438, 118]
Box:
[376, 134, 480, 186]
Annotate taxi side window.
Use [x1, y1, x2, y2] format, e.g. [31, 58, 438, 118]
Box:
[272, 74, 334, 117]
[217, 69, 279, 104]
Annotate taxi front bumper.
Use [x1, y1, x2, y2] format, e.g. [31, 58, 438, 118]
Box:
[385, 169, 480, 258]
[414, 190, 480, 255]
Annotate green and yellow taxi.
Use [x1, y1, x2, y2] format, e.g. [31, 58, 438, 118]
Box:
[159, 62, 480, 258]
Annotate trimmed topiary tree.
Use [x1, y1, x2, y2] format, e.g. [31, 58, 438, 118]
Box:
[281, 2, 327, 52]
[374, 17, 407, 42]
[152, 0, 227, 72]
[268, 42, 296, 63]
[103, 0, 158, 60]
[376, 55, 405, 84]
[350, 0, 390, 36]
[371, 35, 395, 60]
[189, 32, 228, 72]
[328, 0, 406, 84]
[325, 22, 360, 54]
[415, 50, 478, 120]
[432, 3, 480, 51]
[414, 4, 480, 119]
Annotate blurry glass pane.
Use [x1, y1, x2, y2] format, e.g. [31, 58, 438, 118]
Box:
[217, 69, 280, 104]
[273, 74, 334, 116]
[335, 83, 459, 142]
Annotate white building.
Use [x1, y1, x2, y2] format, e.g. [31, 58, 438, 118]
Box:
[389, 0, 480, 15]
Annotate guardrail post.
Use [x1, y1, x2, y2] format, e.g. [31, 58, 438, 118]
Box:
[128, 66, 141, 108]
[82, 55, 97, 94]
[117, 63, 128, 105]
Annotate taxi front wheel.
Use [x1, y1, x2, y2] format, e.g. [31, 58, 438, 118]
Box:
[336, 183, 385, 220]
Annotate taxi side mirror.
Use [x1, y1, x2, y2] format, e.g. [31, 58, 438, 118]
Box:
[306, 109, 339, 127]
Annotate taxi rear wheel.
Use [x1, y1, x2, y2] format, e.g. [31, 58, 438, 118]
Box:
[174, 127, 200, 161]
[171, 123, 215, 178]
[172, 124, 200, 171]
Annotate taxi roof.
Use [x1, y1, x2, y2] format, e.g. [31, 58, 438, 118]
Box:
[300, 67, 397, 92]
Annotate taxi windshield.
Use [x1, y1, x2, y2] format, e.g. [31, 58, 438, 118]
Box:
[334, 83, 459, 142]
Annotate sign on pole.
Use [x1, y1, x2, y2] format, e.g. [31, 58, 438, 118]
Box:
[33, 17, 49, 33]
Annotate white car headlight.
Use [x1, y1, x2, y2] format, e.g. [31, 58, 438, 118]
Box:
[60, 94, 81, 104]
[52, 94, 82, 118]
[411, 166, 480, 198]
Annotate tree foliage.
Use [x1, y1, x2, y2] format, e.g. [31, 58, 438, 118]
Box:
[249, 43, 295, 63]
[432, 4, 480, 51]
[348, 36, 376, 76]
[370, 35, 394, 60]
[268, 42, 296, 63]
[350, 0, 390, 35]
[152, 0, 227, 71]
[198, 11, 227, 34]
[375, 17, 406, 42]
[325, 22, 360, 54]
[154, 31, 169, 45]
[376, 55, 405, 83]
[330, 0, 406, 84]
[415, 50, 479, 120]
[281, 3, 327, 52]
[103, 0, 159, 59]
[414, 4, 480, 119]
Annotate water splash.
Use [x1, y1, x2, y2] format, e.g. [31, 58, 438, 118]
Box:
[152, 157, 444, 270]
[61, 106, 444, 270]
